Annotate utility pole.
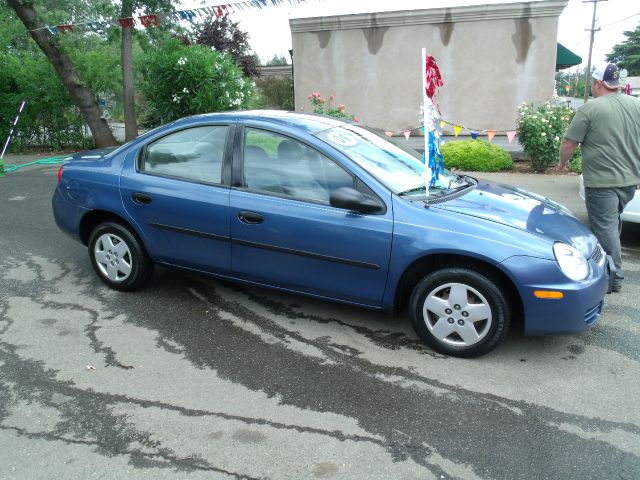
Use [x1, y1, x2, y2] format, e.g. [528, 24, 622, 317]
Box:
[583, 0, 607, 103]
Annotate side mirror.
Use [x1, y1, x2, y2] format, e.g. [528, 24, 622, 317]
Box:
[330, 187, 383, 214]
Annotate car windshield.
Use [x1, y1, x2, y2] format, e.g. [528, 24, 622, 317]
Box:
[316, 125, 468, 196]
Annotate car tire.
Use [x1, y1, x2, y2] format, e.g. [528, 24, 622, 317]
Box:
[409, 268, 510, 358]
[88, 222, 154, 291]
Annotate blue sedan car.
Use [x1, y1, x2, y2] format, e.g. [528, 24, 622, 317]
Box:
[52, 111, 610, 357]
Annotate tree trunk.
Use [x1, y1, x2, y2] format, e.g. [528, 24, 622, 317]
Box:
[121, 1, 138, 141]
[7, 0, 118, 148]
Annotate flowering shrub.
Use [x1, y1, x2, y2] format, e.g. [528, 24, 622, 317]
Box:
[307, 92, 358, 122]
[516, 100, 575, 172]
[138, 39, 254, 126]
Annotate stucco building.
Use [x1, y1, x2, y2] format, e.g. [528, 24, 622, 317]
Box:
[289, 0, 568, 135]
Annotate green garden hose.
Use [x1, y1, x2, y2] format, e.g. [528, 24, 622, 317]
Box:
[1, 155, 68, 175]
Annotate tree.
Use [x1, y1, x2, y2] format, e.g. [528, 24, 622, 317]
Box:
[606, 23, 640, 76]
[6, 0, 118, 147]
[119, 0, 174, 142]
[265, 53, 288, 66]
[194, 14, 259, 78]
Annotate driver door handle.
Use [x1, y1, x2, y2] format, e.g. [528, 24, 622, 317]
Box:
[238, 211, 264, 224]
[132, 192, 152, 204]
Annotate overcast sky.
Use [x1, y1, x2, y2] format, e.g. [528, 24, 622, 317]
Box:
[193, 0, 639, 70]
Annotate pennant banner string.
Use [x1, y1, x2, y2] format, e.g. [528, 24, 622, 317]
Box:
[26, 0, 317, 34]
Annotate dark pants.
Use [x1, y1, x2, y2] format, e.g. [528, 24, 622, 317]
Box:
[584, 185, 636, 279]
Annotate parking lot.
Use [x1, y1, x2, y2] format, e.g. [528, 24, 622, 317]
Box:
[1, 157, 639, 479]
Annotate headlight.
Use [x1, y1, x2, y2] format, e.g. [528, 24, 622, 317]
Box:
[553, 242, 589, 281]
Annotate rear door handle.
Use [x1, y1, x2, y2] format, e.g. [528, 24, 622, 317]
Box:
[132, 192, 152, 204]
[238, 211, 264, 224]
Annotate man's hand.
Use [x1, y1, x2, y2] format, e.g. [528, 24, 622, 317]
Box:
[558, 138, 579, 172]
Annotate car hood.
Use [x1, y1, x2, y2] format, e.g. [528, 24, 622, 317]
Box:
[433, 178, 597, 256]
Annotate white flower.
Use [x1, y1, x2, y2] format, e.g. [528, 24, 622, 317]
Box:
[182, 87, 189, 94]
[541, 132, 546, 137]
[555, 136, 560, 141]
[172, 94, 179, 103]
[532, 115, 537, 119]
[177, 57, 186, 66]
[541, 118, 547, 123]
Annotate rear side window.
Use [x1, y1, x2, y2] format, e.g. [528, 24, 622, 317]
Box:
[142, 125, 228, 184]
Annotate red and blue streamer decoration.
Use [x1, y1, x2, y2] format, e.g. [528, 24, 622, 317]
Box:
[424, 55, 444, 188]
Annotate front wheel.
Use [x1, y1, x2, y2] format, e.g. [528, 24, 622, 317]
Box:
[409, 268, 510, 358]
[88, 222, 153, 291]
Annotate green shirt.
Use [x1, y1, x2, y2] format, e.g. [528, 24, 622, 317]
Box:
[565, 94, 640, 188]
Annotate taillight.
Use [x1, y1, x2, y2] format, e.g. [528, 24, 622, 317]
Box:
[57, 164, 63, 183]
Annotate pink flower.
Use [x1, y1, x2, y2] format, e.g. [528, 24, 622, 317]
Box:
[319, 97, 325, 103]
[307, 94, 312, 99]
[353, 116, 359, 123]
[329, 95, 335, 101]
[338, 104, 345, 111]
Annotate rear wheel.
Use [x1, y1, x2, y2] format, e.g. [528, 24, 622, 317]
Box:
[88, 222, 153, 291]
[410, 268, 510, 358]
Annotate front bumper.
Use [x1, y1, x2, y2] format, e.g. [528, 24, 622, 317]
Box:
[500, 254, 608, 335]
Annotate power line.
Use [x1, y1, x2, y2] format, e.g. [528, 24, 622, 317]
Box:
[599, 11, 640, 29]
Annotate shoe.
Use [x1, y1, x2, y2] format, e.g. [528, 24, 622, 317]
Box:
[612, 277, 623, 293]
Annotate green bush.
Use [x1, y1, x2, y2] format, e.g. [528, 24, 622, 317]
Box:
[440, 139, 513, 172]
[255, 76, 293, 110]
[517, 100, 574, 172]
[570, 155, 582, 173]
[0, 52, 92, 152]
[138, 38, 255, 127]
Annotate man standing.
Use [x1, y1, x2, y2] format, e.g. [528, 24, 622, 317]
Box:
[559, 63, 640, 292]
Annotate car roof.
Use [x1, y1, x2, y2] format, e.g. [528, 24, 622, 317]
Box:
[177, 110, 349, 134]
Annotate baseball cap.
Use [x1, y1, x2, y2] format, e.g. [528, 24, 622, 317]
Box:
[592, 63, 620, 88]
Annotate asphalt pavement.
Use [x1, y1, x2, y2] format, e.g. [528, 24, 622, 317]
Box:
[1, 154, 639, 480]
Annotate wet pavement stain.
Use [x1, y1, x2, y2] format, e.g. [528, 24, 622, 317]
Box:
[2, 257, 640, 479]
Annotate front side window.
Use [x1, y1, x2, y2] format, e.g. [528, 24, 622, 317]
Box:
[243, 128, 354, 203]
[142, 125, 228, 184]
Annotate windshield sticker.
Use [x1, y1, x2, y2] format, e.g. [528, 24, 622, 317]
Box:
[326, 130, 358, 147]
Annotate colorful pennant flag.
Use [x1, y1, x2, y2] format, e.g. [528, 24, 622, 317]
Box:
[439, 120, 446, 129]
[384, 131, 393, 137]
[487, 130, 496, 143]
[403, 130, 411, 140]
[118, 17, 136, 28]
[507, 131, 517, 144]
[139, 14, 160, 28]
[470, 131, 479, 140]
[58, 24, 73, 33]
[454, 125, 462, 137]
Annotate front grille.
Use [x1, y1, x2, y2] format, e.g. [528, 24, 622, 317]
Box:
[584, 301, 603, 326]
[590, 244, 605, 265]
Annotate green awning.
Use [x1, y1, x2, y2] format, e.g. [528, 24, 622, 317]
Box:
[556, 43, 582, 70]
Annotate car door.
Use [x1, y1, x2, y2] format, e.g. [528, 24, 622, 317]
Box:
[120, 124, 234, 274]
[229, 125, 393, 307]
